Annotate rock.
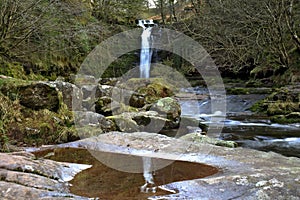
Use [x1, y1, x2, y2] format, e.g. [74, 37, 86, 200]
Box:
[0, 152, 91, 199]
[74, 111, 116, 136]
[180, 116, 208, 133]
[47, 81, 83, 111]
[118, 78, 174, 105]
[271, 112, 300, 123]
[81, 85, 97, 100]
[61, 132, 300, 199]
[129, 93, 146, 108]
[180, 132, 238, 148]
[95, 84, 114, 98]
[107, 115, 139, 132]
[95, 96, 138, 116]
[18, 83, 60, 112]
[137, 82, 174, 104]
[286, 112, 300, 119]
[252, 86, 300, 116]
[81, 97, 95, 111]
[74, 111, 105, 127]
[151, 97, 181, 128]
[98, 77, 119, 86]
[107, 111, 176, 133]
[186, 126, 203, 134]
[72, 75, 96, 85]
[95, 96, 114, 116]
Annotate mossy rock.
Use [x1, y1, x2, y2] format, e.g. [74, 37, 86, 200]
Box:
[250, 87, 300, 116]
[151, 97, 181, 128]
[107, 111, 170, 133]
[95, 96, 138, 116]
[0, 91, 78, 148]
[180, 133, 238, 148]
[107, 115, 139, 133]
[118, 78, 175, 105]
[18, 83, 60, 112]
[271, 112, 300, 124]
[266, 102, 299, 115]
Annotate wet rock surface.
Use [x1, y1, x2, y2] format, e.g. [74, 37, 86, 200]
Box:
[52, 132, 300, 199]
[0, 152, 91, 200]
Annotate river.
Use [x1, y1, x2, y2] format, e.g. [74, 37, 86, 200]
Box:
[179, 86, 300, 158]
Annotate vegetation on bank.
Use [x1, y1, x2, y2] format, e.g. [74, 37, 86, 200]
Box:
[250, 86, 300, 123]
[0, 78, 78, 151]
[0, 0, 299, 84]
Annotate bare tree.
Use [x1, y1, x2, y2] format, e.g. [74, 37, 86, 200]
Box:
[174, 0, 300, 77]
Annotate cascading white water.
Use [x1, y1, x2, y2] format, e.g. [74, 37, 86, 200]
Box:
[139, 27, 153, 78]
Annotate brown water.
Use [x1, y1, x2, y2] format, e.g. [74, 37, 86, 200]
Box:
[34, 147, 219, 199]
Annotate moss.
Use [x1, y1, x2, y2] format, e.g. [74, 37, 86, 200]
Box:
[271, 115, 300, 124]
[250, 86, 300, 117]
[180, 133, 238, 148]
[0, 81, 78, 147]
[226, 87, 250, 95]
[107, 115, 139, 132]
[0, 60, 27, 80]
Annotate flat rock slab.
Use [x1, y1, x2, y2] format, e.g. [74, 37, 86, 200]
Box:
[55, 132, 300, 199]
[0, 152, 91, 200]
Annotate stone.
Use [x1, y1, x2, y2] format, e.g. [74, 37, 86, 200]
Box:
[151, 97, 181, 128]
[95, 84, 114, 98]
[74, 111, 117, 138]
[59, 132, 300, 199]
[118, 78, 174, 104]
[18, 83, 59, 112]
[107, 115, 139, 132]
[180, 132, 238, 148]
[95, 96, 138, 116]
[98, 77, 119, 86]
[74, 111, 105, 127]
[81, 85, 97, 100]
[47, 81, 83, 111]
[0, 152, 91, 199]
[109, 111, 170, 133]
[95, 96, 113, 116]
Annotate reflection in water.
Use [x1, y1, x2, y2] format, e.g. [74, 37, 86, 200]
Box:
[141, 157, 156, 193]
[34, 148, 219, 199]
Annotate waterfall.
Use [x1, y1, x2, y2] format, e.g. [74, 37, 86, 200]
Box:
[139, 27, 153, 78]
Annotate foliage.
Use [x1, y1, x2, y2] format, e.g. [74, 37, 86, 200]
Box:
[0, 94, 15, 152]
[0, 80, 78, 148]
[0, 0, 110, 80]
[172, 0, 300, 83]
[91, 0, 148, 24]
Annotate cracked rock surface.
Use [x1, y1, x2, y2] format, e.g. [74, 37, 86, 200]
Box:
[0, 152, 91, 200]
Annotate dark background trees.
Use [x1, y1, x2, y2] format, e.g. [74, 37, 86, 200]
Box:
[0, 0, 299, 84]
[171, 0, 300, 84]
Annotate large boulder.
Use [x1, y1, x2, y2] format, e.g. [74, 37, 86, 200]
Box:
[74, 111, 117, 137]
[18, 83, 60, 112]
[47, 81, 83, 111]
[95, 96, 138, 116]
[60, 132, 300, 199]
[108, 111, 170, 133]
[117, 78, 174, 107]
[151, 97, 181, 128]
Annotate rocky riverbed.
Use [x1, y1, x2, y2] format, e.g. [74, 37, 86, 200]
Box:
[2, 132, 299, 199]
[1, 76, 299, 199]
